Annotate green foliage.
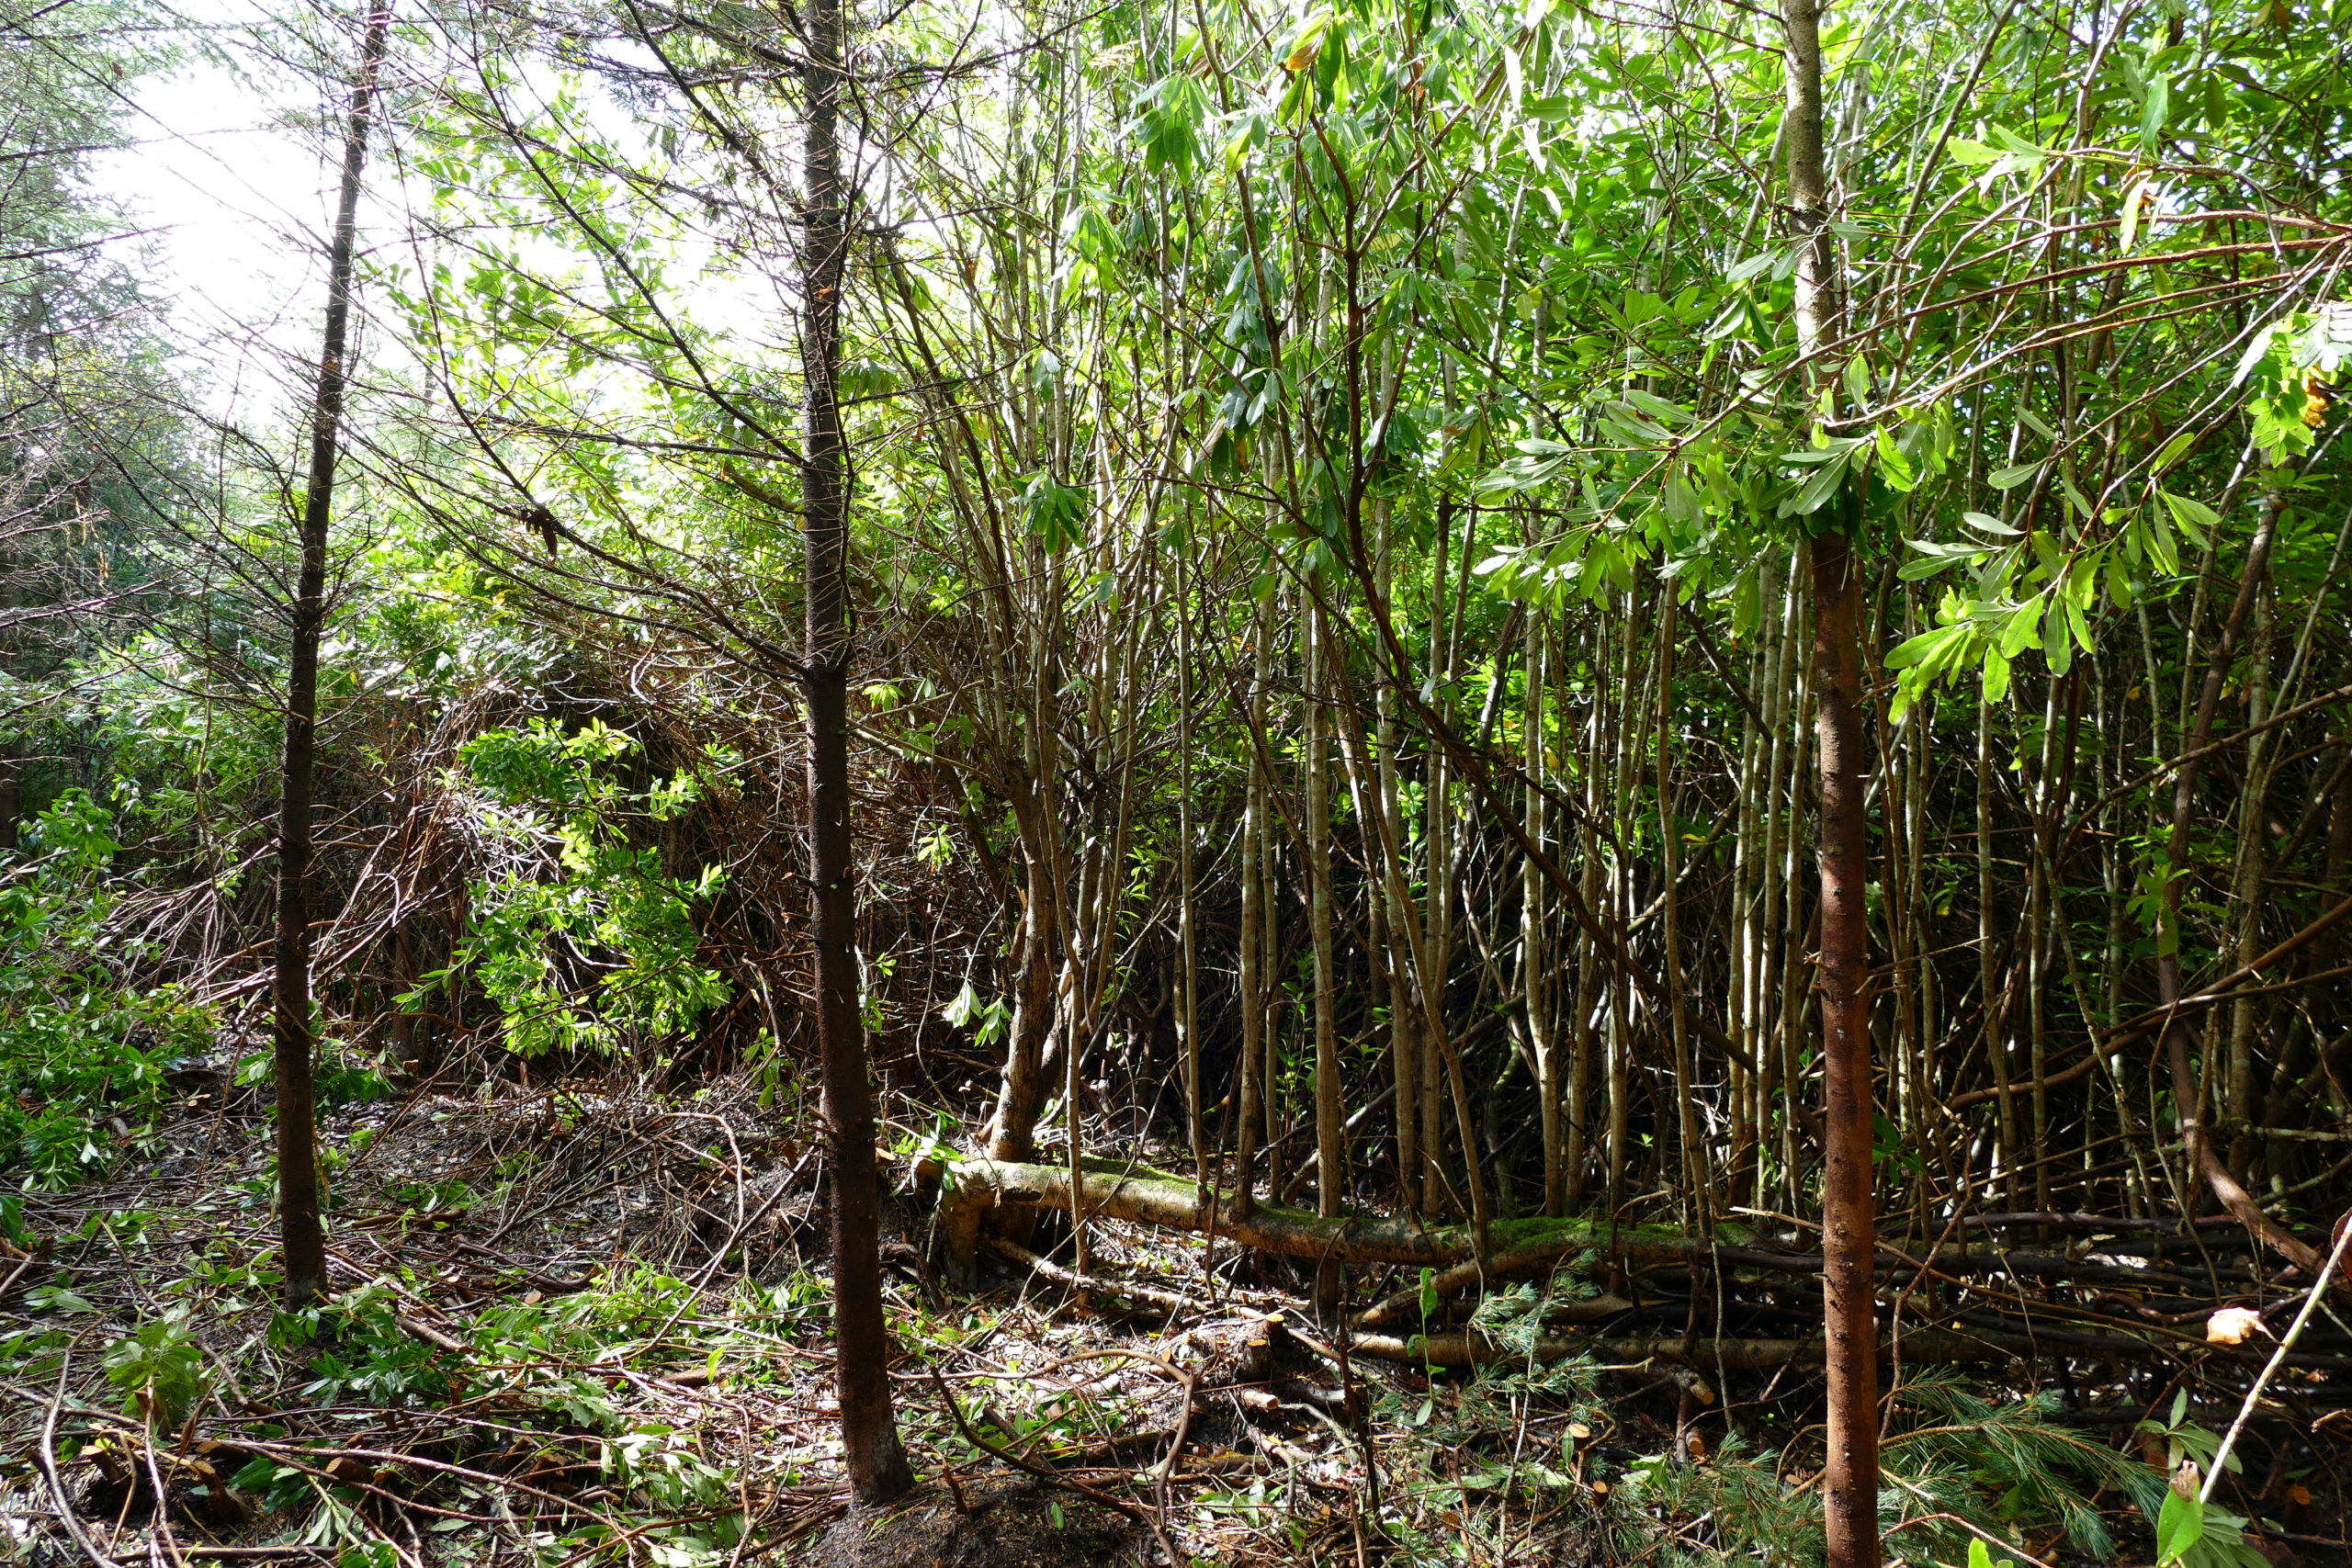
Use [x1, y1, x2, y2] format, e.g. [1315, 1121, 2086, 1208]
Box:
[233, 1041, 390, 1111]
[2139, 1394, 2270, 1568]
[284, 1282, 467, 1407]
[100, 1310, 209, 1430]
[382, 1176, 476, 1218]
[2137, 1390, 2237, 1477]
[1613, 1434, 1824, 1567]
[1598, 1371, 2155, 1567]
[0, 794, 215, 1186]
[1883, 1372, 2162, 1562]
[419, 720, 729, 1057]
[1020, 470, 1091, 553]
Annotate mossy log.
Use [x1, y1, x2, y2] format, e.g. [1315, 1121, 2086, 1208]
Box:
[935, 1156, 2167, 1289]
[935, 1155, 1717, 1284]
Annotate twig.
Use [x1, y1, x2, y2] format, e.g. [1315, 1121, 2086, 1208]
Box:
[0, 1247, 40, 1301]
[136, 1424, 192, 1568]
[1882, 1512, 2056, 1568]
[38, 1354, 119, 1568]
[986, 1235, 1235, 1319]
[2201, 1215, 2352, 1504]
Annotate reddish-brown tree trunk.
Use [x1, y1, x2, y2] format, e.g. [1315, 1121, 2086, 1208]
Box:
[799, 0, 912, 1506]
[1781, 0, 1879, 1558]
[1811, 528, 1880, 1568]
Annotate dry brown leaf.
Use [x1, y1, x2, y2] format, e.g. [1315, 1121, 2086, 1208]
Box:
[2207, 1305, 2265, 1345]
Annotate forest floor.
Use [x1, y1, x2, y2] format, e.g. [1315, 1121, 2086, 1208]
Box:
[1, 1055, 2345, 1568]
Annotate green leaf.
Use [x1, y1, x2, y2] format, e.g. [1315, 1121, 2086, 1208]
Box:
[1874, 424, 1917, 491]
[2063, 476, 2095, 520]
[1884, 622, 1968, 671]
[1996, 600, 2041, 658]
[2042, 594, 2074, 675]
[1020, 471, 1090, 553]
[2156, 1489, 2204, 1566]
[1621, 388, 1693, 426]
[1946, 138, 2003, 166]
[2139, 72, 2170, 152]
[1899, 538, 1987, 581]
[2158, 490, 2218, 550]
[1988, 462, 2041, 491]
[1985, 120, 2044, 155]
[1844, 355, 1873, 405]
[1967, 1536, 2017, 1568]
[1981, 647, 2012, 704]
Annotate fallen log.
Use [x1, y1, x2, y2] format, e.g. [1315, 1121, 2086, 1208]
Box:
[936, 1156, 2268, 1302]
[949, 1194, 2352, 1382]
[940, 1155, 1733, 1280]
[1348, 1327, 2068, 1371]
[1345, 1314, 2352, 1374]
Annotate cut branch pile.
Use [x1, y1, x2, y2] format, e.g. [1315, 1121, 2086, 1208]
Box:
[942, 1156, 2352, 1382]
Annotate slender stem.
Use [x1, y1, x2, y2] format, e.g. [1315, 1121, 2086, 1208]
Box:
[273, 0, 391, 1315]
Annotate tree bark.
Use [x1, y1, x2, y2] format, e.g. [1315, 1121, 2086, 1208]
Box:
[272, 1, 391, 1314]
[1810, 527, 1881, 1568]
[799, 0, 913, 1504]
[1780, 0, 1879, 1556]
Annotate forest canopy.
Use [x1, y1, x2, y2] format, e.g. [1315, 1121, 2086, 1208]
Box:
[3, 0, 2351, 1562]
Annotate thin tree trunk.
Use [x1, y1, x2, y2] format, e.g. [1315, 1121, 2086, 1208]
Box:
[2028, 680, 2056, 1218]
[1810, 525, 1880, 1568]
[1656, 593, 1704, 1226]
[2154, 486, 2319, 1271]
[1306, 605, 1344, 1292]
[1373, 500, 1420, 1216]
[1232, 592, 1272, 1219]
[1978, 699, 2015, 1208]
[1422, 500, 1456, 1211]
[273, 1, 390, 1314]
[1566, 671, 1601, 1207]
[1176, 554, 1205, 1199]
[988, 861, 1055, 1161]
[799, 0, 912, 1499]
[2222, 587, 2274, 1177]
[1781, 0, 1879, 1556]
[1755, 560, 1797, 1208]
[1527, 610, 1562, 1215]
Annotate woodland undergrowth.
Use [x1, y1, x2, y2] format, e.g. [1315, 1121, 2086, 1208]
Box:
[0, 1046, 2330, 1568]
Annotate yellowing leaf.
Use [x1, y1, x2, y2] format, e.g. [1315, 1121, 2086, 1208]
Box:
[2120, 178, 2147, 254]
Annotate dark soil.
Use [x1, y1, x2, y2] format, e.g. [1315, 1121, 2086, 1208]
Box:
[808, 1477, 1144, 1568]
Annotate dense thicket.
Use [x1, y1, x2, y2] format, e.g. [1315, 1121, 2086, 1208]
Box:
[6, 0, 2352, 1560]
